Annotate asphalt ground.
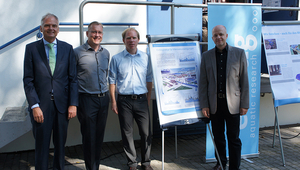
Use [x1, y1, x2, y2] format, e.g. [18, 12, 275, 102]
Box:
[1, 124, 300, 170]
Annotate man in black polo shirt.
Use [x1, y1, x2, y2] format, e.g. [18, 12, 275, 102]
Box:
[199, 25, 249, 170]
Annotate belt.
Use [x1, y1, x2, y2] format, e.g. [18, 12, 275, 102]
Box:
[217, 93, 226, 99]
[118, 94, 146, 100]
[80, 92, 107, 97]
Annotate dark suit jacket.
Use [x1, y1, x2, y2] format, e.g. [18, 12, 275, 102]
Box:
[23, 39, 78, 114]
[199, 45, 249, 115]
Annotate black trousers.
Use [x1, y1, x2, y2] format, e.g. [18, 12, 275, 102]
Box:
[210, 98, 241, 170]
[30, 101, 69, 170]
[117, 94, 152, 168]
[77, 92, 109, 170]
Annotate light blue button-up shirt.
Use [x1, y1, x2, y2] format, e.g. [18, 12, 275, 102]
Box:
[108, 49, 152, 95]
[43, 38, 57, 61]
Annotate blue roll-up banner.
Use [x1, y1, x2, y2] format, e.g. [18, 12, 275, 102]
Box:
[206, 3, 262, 161]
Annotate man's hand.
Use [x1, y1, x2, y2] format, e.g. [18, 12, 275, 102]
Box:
[68, 106, 77, 119]
[109, 84, 118, 114]
[202, 107, 210, 118]
[146, 82, 152, 107]
[111, 102, 118, 114]
[240, 108, 248, 116]
[33, 107, 44, 123]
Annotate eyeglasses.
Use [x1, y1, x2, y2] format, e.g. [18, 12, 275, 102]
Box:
[90, 31, 103, 34]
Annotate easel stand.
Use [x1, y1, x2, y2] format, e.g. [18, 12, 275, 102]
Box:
[207, 123, 224, 170]
[160, 127, 175, 170]
[272, 105, 286, 166]
[162, 130, 165, 170]
[160, 123, 224, 170]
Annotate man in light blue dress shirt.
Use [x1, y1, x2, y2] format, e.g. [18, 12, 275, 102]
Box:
[108, 28, 153, 170]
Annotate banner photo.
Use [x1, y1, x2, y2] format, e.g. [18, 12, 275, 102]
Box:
[149, 41, 203, 128]
[206, 3, 261, 161]
[262, 25, 300, 107]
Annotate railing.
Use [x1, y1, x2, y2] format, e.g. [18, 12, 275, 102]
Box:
[2, 4, 300, 51]
[0, 22, 138, 51]
[0, 26, 40, 51]
[79, 0, 206, 45]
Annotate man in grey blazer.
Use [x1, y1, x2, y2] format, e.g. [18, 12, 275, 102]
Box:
[199, 25, 249, 170]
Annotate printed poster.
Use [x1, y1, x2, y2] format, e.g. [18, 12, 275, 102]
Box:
[262, 25, 300, 107]
[149, 41, 203, 128]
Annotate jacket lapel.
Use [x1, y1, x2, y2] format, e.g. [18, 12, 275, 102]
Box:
[37, 40, 52, 76]
[211, 48, 217, 83]
[226, 45, 234, 78]
[53, 39, 62, 76]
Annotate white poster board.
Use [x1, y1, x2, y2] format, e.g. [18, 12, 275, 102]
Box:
[149, 41, 203, 128]
[262, 25, 300, 107]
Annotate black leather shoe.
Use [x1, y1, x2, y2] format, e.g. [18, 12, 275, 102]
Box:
[212, 164, 224, 170]
[142, 165, 153, 170]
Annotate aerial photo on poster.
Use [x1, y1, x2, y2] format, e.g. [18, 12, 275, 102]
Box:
[161, 67, 197, 92]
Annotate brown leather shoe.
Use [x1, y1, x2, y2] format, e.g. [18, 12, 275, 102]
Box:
[212, 164, 222, 170]
[142, 165, 153, 170]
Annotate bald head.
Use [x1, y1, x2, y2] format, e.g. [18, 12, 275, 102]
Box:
[212, 25, 227, 34]
[212, 25, 228, 50]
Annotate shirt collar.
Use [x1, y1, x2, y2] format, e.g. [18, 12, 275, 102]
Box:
[215, 43, 228, 53]
[43, 38, 57, 45]
[84, 41, 103, 52]
[123, 49, 140, 57]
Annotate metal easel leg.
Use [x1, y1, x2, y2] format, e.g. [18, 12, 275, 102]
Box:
[272, 113, 277, 148]
[162, 130, 165, 170]
[274, 107, 286, 166]
[272, 94, 276, 147]
[207, 123, 224, 170]
[175, 126, 178, 158]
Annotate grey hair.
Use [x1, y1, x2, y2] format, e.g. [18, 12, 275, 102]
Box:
[41, 13, 59, 26]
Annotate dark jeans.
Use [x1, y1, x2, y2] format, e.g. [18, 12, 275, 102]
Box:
[117, 94, 152, 168]
[211, 98, 241, 170]
[77, 92, 109, 170]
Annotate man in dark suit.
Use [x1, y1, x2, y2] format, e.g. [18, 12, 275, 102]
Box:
[23, 13, 78, 170]
[199, 25, 249, 170]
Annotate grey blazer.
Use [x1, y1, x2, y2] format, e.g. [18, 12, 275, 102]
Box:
[199, 45, 249, 115]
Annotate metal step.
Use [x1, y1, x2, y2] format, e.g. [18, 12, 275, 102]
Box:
[0, 107, 31, 149]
